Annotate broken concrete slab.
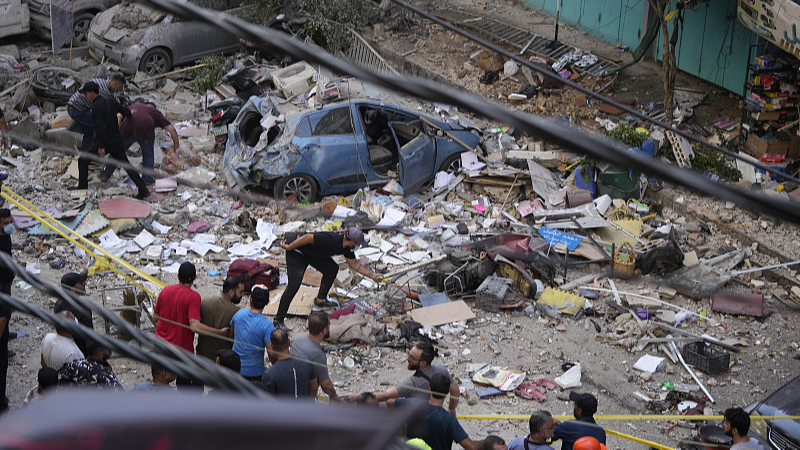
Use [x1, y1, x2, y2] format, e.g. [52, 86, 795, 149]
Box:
[711, 292, 764, 317]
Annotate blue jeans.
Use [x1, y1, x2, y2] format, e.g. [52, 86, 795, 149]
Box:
[101, 138, 155, 185]
[67, 108, 95, 154]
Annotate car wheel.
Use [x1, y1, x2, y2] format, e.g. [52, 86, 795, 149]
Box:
[440, 153, 464, 174]
[274, 174, 317, 202]
[72, 12, 94, 44]
[139, 49, 172, 76]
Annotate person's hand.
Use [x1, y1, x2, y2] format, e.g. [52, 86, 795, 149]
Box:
[338, 393, 358, 403]
[219, 326, 230, 336]
[371, 273, 383, 283]
[98, 148, 106, 156]
[280, 239, 290, 251]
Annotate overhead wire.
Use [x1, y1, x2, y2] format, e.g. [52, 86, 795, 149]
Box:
[134, 0, 800, 225]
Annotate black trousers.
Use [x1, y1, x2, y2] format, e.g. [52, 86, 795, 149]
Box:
[0, 280, 12, 409]
[77, 144, 148, 195]
[275, 251, 339, 323]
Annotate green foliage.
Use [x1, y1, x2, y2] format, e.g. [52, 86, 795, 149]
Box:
[690, 148, 742, 181]
[188, 55, 232, 93]
[606, 123, 648, 147]
[248, 0, 376, 52]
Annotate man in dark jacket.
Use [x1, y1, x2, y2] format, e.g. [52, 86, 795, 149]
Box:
[75, 82, 156, 201]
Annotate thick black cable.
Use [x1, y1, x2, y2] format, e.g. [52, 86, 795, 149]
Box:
[392, 0, 800, 185]
[136, 0, 800, 225]
[0, 252, 269, 396]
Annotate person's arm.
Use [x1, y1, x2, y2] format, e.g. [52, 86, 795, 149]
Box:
[188, 318, 229, 336]
[0, 115, 8, 151]
[117, 100, 132, 118]
[165, 124, 179, 149]
[319, 378, 338, 400]
[92, 103, 108, 155]
[346, 257, 383, 282]
[41, 353, 46, 367]
[458, 438, 484, 450]
[308, 376, 318, 397]
[280, 233, 313, 251]
[339, 386, 399, 403]
[448, 379, 461, 415]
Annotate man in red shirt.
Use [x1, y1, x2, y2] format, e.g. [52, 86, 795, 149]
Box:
[154, 262, 229, 391]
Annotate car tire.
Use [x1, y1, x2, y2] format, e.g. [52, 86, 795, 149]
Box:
[139, 49, 172, 76]
[440, 153, 464, 174]
[73, 12, 94, 44]
[274, 174, 317, 202]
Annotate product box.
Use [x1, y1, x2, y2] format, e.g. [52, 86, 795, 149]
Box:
[746, 133, 800, 159]
[754, 54, 776, 69]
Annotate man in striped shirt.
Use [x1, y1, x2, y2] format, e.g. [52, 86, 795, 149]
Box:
[67, 73, 126, 169]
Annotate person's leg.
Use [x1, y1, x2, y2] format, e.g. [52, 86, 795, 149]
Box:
[309, 257, 340, 304]
[100, 138, 134, 181]
[138, 139, 156, 185]
[275, 251, 309, 325]
[76, 147, 99, 189]
[109, 147, 149, 198]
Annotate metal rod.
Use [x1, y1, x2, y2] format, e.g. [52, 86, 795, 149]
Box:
[731, 259, 800, 276]
[653, 322, 742, 353]
[671, 341, 715, 403]
[580, 286, 722, 326]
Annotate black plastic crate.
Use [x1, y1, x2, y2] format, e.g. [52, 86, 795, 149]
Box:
[683, 342, 730, 375]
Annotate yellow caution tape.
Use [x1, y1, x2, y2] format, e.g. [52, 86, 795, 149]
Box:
[606, 427, 672, 450]
[1, 187, 166, 298]
[457, 414, 800, 421]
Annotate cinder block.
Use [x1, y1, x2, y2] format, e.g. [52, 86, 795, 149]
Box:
[271, 61, 315, 98]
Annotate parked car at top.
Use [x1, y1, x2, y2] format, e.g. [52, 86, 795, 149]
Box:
[87, 0, 248, 75]
[745, 374, 800, 449]
[0, 0, 30, 39]
[28, 0, 119, 44]
[222, 78, 482, 201]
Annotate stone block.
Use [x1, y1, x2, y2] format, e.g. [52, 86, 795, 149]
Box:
[271, 61, 315, 98]
[162, 79, 178, 97]
[187, 135, 215, 154]
[164, 100, 195, 122]
[44, 127, 82, 149]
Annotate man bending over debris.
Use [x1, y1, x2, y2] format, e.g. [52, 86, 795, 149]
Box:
[341, 341, 460, 415]
[398, 373, 482, 450]
[275, 228, 382, 329]
[74, 81, 156, 202]
[100, 101, 179, 186]
[67, 73, 126, 160]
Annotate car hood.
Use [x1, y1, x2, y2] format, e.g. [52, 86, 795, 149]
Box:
[221, 95, 280, 191]
[755, 376, 800, 442]
[91, 3, 165, 42]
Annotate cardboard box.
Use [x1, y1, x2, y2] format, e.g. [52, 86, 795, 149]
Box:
[746, 133, 800, 159]
[475, 51, 505, 72]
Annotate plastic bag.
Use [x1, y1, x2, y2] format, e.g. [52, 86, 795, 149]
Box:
[554, 363, 582, 389]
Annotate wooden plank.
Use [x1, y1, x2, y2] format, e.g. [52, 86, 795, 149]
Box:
[263, 286, 316, 317]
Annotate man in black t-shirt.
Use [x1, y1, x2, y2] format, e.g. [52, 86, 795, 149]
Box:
[275, 228, 382, 328]
[0, 207, 15, 412]
[261, 329, 317, 398]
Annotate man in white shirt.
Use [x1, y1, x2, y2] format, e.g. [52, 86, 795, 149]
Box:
[41, 311, 84, 370]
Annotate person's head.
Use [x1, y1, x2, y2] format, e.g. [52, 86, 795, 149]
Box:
[86, 340, 111, 361]
[38, 367, 58, 391]
[308, 311, 330, 338]
[250, 285, 269, 310]
[408, 341, 435, 371]
[482, 435, 507, 450]
[428, 373, 450, 400]
[178, 262, 196, 285]
[356, 391, 378, 406]
[0, 208, 13, 236]
[61, 269, 89, 295]
[528, 410, 555, 441]
[343, 228, 368, 249]
[151, 365, 177, 385]
[573, 436, 601, 450]
[216, 349, 241, 373]
[724, 407, 751, 439]
[54, 310, 75, 335]
[79, 81, 100, 102]
[570, 391, 598, 418]
[108, 73, 127, 92]
[222, 275, 245, 305]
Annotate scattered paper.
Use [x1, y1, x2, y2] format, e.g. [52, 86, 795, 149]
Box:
[633, 355, 665, 374]
[134, 230, 156, 249]
[151, 221, 172, 235]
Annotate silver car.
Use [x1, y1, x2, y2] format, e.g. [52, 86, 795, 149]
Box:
[28, 0, 119, 43]
[87, 0, 247, 75]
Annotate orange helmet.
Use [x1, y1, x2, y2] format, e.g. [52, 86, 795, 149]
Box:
[600, 445, 607, 450]
[573, 436, 602, 450]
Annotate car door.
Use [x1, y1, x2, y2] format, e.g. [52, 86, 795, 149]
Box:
[161, 14, 215, 64]
[296, 105, 369, 195]
[391, 120, 436, 195]
[0, 0, 29, 38]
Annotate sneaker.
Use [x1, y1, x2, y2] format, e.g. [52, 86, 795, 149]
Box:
[274, 320, 288, 331]
[313, 298, 339, 310]
[139, 193, 164, 203]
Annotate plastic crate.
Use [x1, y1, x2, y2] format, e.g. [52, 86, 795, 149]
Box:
[682, 342, 730, 375]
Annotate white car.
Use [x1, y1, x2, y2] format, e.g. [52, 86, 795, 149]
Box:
[0, 0, 30, 39]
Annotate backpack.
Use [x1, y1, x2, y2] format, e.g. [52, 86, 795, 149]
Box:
[227, 258, 280, 291]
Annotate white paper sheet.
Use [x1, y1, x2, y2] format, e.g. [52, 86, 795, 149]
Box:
[134, 230, 156, 249]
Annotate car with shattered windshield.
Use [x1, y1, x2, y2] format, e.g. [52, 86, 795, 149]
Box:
[87, 0, 248, 75]
[746, 374, 800, 449]
[221, 79, 482, 201]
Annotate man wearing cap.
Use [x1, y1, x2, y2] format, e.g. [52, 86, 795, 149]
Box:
[54, 269, 93, 355]
[552, 392, 606, 450]
[154, 262, 230, 391]
[75, 81, 155, 202]
[99, 101, 179, 186]
[67, 73, 126, 166]
[276, 228, 382, 328]
[0, 208, 15, 412]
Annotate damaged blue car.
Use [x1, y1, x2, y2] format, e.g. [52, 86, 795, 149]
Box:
[221, 79, 481, 201]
